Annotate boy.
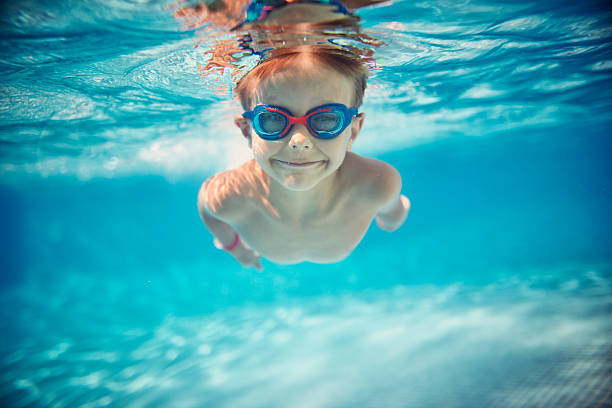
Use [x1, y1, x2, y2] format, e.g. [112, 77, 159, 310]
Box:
[198, 47, 410, 270]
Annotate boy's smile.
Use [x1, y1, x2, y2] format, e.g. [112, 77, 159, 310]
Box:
[236, 63, 365, 192]
[276, 159, 324, 167]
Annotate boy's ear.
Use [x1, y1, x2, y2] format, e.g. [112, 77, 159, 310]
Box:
[234, 116, 252, 147]
[347, 112, 365, 152]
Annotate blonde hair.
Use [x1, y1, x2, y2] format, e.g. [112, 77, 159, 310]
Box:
[234, 46, 369, 110]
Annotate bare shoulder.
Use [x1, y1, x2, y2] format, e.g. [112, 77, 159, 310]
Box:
[198, 170, 241, 221]
[342, 153, 402, 206]
[198, 160, 260, 222]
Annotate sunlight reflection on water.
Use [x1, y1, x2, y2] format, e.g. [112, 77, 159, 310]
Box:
[2, 265, 610, 407]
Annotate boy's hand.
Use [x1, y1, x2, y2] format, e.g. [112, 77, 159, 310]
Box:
[228, 242, 263, 272]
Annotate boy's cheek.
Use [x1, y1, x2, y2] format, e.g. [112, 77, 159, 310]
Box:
[251, 142, 265, 157]
[252, 140, 277, 159]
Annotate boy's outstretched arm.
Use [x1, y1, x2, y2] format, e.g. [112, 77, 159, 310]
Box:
[198, 177, 263, 271]
[371, 161, 410, 232]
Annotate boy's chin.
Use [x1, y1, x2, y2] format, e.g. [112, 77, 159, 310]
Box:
[277, 175, 322, 191]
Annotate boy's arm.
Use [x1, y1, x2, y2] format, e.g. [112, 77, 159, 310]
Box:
[368, 161, 410, 232]
[376, 193, 410, 232]
[199, 209, 241, 250]
[198, 175, 263, 271]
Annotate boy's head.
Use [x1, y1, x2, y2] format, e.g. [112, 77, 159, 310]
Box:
[235, 46, 369, 111]
[233, 46, 369, 191]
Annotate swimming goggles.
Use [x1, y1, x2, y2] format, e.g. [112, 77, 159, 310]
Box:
[242, 103, 358, 140]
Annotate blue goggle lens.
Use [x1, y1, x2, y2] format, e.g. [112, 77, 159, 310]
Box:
[256, 112, 287, 135]
[309, 112, 343, 134]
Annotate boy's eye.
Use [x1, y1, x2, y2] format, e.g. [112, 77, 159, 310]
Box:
[310, 112, 341, 132]
[258, 112, 286, 133]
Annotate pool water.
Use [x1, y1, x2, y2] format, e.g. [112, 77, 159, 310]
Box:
[1, 0, 611, 407]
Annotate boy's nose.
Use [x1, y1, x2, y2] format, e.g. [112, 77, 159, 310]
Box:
[287, 126, 312, 150]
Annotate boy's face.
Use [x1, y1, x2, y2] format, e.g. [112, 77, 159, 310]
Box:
[235, 66, 365, 191]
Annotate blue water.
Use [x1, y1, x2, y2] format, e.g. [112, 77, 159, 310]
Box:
[1, 0, 611, 407]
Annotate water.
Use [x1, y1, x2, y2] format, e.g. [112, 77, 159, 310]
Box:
[1, 0, 611, 406]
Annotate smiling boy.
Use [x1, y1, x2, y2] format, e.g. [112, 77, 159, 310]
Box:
[198, 47, 410, 270]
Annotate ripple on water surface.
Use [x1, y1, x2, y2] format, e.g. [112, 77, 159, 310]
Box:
[1, 0, 611, 180]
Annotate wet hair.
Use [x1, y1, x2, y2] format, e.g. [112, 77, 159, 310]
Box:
[234, 46, 369, 110]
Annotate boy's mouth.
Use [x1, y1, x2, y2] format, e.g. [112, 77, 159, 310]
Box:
[276, 159, 323, 168]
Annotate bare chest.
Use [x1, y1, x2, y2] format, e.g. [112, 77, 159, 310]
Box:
[234, 203, 376, 264]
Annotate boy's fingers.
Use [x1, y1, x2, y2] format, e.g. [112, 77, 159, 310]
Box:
[233, 249, 262, 271]
[248, 251, 263, 271]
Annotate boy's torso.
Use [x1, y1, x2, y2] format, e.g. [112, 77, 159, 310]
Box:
[222, 153, 383, 264]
